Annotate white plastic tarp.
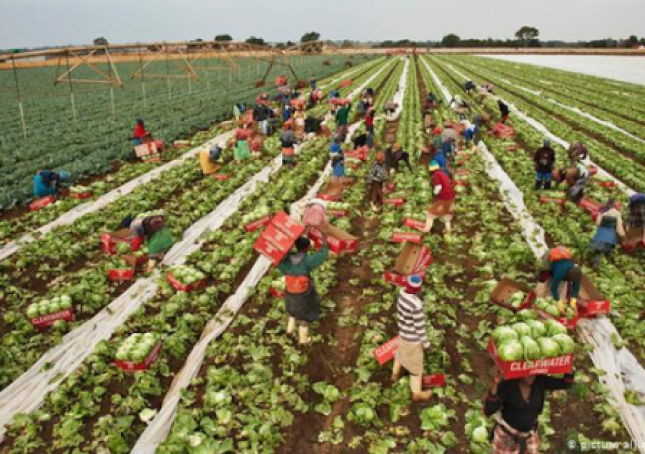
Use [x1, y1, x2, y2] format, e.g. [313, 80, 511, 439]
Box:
[429, 63, 645, 451]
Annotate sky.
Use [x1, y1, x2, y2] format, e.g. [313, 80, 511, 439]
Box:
[1, 0, 644, 49]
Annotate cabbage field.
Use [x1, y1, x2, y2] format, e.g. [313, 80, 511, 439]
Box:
[0, 53, 644, 453]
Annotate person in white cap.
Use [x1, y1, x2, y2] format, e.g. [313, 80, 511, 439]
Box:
[392, 274, 433, 401]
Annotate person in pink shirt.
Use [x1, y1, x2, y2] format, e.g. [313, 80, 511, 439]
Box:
[421, 161, 455, 235]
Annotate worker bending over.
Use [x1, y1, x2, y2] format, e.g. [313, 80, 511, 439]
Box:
[33, 170, 69, 198]
[498, 100, 510, 124]
[421, 161, 455, 235]
[590, 198, 624, 269]
[385, 142, 412, 174]
[536, 246, 581, 313]
[627, 193, 645, 240]
[568, 142, 588, 165]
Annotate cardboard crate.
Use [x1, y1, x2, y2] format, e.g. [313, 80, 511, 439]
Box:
[115, 340, 163, 372]
[329, 209, 348, 218]
[101, 229, 141, 255]
[488, 338, 573, 380]
[270, 286, 285, 298]
[391, 231, 422, 244]
[403, 218, 425, 231]
[492, 123, 515, 138]
[537, 309, 580, 330]
[167, 273, 207, 292]
[490, 278, 535, 313]
[318, 181, 344, 201]
[244, 215, 273, 232]
[213, 173, 232, 181]
[108, 268, 135, 282]
[577, 275, 611, 317]
[308, 224, 359, 255]
[70, 191, 92, 200]
[384, 198, 405, 206]
[29, 195, 55, 211]
[135, 142, 158, 158]
[345, 146, 369, 161]
[621, 227, 644, 253]
[539, 196, 566, 205]
[253, 212, 305, 266]
[339, 79, 354, 88]
[384, 243, 433, 286]
[173, 140, 191, 148]
[30, 307, 74, 330]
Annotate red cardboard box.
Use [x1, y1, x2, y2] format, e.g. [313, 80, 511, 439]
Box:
[30, 308, 74, 330]
[318, 181, 344, 201]
[29, 195, 55, 211]
[167, 272, 207, 292]
[270, 286, 285, 298]
[308, 224, 359, 255]
[384, 198, 405, 206]
[490, 278, 535, 313]
[384, 243, 433, 286]
[101, 229, 141, 255]
[488, 338, 573, 380]
[391, 231, 422, 244]
[115, 340, 163, 372]
[108, 268, 135, 282]
[253, 212, 305, 266]
[346, 146, 369, 161]
[577, 275, 611, 317]
[339, 80, 354, 88]
[422, 374, 446, 389]
[373, 335, 400, 365]
[213, 173, 231, 181]
[540, 196, 566, 205]
[621, 227, 645, 253]
[244, 215, 273, 232]
[70, 191, 92, 200]
[403, 218, 425, 231]
[492, 123, 515, 138]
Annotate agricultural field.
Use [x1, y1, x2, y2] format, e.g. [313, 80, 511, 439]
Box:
[0, 52, 644, 454]
[0, 54, 372, 209]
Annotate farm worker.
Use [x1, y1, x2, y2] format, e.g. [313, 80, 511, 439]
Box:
[356, 98, 367, 117]
[385, 142, 413, 174]
[432, 147, 450, 177]
[423, 110, 435, 134]
[441, 123, 459, 148]
[33, 170, 69, 198]
[199, 141, 225, 175]
[535, 246, 581, 312]
[555, 163, 589, 204]
[141, 215, 175, 273]
[329, 89, 340, 100]
[626, 193, 645, 237]
[302, 199, 329, 228]
[294, 108, 307, 131]
[366, 151, 388, 212]
[391, 275, 433, 402]
[498, 100, 510, 124]
[450, 96, 469, 120]
[233, 121, 252, 163]
[384, 101, 398, 116]
[310, 77, 317, 90]
[464, 80, 476, 95]
[424, 92, 440, 111]
[440, 134, 457, 164]
[335, 102, 351, 140]
[463, 120, 478, 148]
[365, 87, 375, 98]
[329, 136, 345, 182]
[361, 93, 373, 111]
[280, 123, 298, 168]
[590, 198, 625, 269]
[282, 105, 292, 123]
[568, 142, 588, 165]
[131, 118, 148, 145]
[421, 162, 455, 235]
[253, 96, 270, 135]
[233, 102, 246, 122]
[484, 370, 575, 454]
[365, 109, 376, 135]
[278, 234, 329, 345]
[304, 115, 322, 135]
[533, 139, 556, 190]
[432, 127, 443, 152]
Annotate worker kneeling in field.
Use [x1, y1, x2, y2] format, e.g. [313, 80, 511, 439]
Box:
[391, 275, 433, 401]
[484, 369, 575, 454]
[33, 170, 69, 198]
[590, 198, 624, 270]
[199, 142, 226, 175]
[421, 162, 455, 235]
[554, 162, 589, 204]
[278, 234, 329, 345]
[627, 193, 645, 240]
[535, 246, 581, 314]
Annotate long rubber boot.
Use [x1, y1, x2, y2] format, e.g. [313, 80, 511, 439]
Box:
[544, 180, 552, 190]
[298, 326, 310, 345]
[534, 180, 543, 190]
[287, 317, 296, 335]
[411, 375, 432, 401]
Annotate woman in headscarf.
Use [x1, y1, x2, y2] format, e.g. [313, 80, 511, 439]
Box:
[590, 198, 625, 269]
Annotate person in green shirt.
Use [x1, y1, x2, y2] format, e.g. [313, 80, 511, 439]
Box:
[278, 234, 329, 345]
[335, 103, 352, 140]
[143, 215, 175, 272]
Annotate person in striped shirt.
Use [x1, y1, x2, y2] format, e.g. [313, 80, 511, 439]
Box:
[391, 275, 433, 401]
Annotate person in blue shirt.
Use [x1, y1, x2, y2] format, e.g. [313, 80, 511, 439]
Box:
[329, 89, 340, 100]
[282, 105, 292, 123]
[33, 170, 69, 198]
[432, 147, 450, 177]
[329, 136, 345, 182]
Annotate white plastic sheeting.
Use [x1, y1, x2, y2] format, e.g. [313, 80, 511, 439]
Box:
[444, 63, 636, 198]
[385, 57, 410, 122]
[427, 63, 645, 451]
[0, 63, 368, 264]
[130, 59, 399, 453]
[0, 59, 393, 445]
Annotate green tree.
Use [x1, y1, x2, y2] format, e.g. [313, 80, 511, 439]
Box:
[215, 34, 233, 42]
[93, 37, 109, 46]
[515, 26, 540, 46]
[441, 34, 461, 48]
[301, 32, 321, 43]
[246, 36, 266, 46]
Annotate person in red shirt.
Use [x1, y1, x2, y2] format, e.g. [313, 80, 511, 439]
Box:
[131, 118, 148, 145]
[421, 161, 456, 235]
[365, 109, 375, 135]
